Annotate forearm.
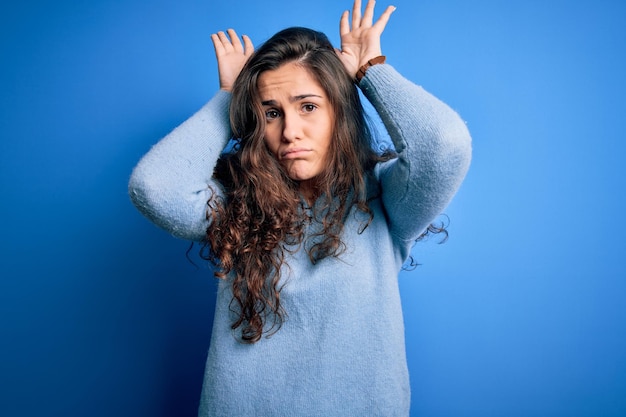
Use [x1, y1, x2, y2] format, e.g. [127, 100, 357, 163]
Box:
[128, 90, 232, 241]
[359, 64, 472, 241]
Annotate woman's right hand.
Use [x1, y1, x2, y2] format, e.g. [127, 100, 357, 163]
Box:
[211, 29, 254, 92]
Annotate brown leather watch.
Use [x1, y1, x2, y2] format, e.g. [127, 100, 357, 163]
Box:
[355, 56, 386, 83]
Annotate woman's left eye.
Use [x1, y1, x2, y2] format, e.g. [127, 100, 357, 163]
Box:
[302, 104, 317, 113]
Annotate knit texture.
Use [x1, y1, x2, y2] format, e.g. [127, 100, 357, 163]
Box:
[129, 65, 471, 417]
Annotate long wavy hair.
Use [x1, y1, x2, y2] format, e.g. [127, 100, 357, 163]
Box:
[203, 27, 391, 343]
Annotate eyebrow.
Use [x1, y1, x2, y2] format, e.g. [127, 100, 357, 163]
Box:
[261, 94, 323, 106]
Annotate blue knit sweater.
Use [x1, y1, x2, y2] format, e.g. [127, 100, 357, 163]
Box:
[129, 64, 471, 416]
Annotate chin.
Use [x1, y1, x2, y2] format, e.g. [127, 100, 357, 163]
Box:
[287, 171, 311, 182]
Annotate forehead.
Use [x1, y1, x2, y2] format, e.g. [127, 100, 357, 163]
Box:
[257, 62, 325, 98]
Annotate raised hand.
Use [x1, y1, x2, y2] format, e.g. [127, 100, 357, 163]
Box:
[211, 29, 254, 92]
[337, 0, 396, 78]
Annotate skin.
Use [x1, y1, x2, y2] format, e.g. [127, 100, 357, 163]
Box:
[210, 0, 395, 196]
[257, 63, 335, 201]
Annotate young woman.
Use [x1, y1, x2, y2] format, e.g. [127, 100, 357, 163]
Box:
[129, 1, 471, 415]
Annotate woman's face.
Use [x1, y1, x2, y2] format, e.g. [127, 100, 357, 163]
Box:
[258, 62, 334, 197]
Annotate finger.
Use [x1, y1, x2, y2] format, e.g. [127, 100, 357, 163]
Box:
[351, 0, 362, 28]
[242, 34, 254, 56]
[339, 10, 350, 36]
[372, 5, 396, 32]
[227, 28, 243, 52]
[217, 31, 233, 50]
[211, 33, 226, 56]
[361, 0, 376, 27]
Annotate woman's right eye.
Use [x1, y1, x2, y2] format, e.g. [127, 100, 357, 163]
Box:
[265, 109, 280, 120]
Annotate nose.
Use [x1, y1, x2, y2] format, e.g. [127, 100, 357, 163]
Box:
[281, 111, 302, 142]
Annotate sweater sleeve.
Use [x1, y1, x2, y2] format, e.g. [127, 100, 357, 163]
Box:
[128, 90, 232, 242]
[359, 64, 472, 244]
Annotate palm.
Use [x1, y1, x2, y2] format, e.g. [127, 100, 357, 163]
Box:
[211, 29, 254, 92]
[337, 0, 395, 78]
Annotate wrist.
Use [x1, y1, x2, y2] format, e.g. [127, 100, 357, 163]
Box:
[355, 56, 386, 83]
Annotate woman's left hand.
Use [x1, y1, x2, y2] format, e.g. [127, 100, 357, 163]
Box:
[211, 29, 254, 92]
[337, 0, 396, 78]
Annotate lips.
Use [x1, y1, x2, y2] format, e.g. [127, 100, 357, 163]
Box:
[280, 148, 311, 159]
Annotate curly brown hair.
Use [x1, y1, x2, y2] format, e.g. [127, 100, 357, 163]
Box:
[202, 27, 391, 343]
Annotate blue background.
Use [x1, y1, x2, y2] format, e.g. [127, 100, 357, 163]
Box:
[1, 0, 625, 416]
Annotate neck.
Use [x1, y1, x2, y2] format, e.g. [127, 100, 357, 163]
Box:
[299, 179, 318, 205]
